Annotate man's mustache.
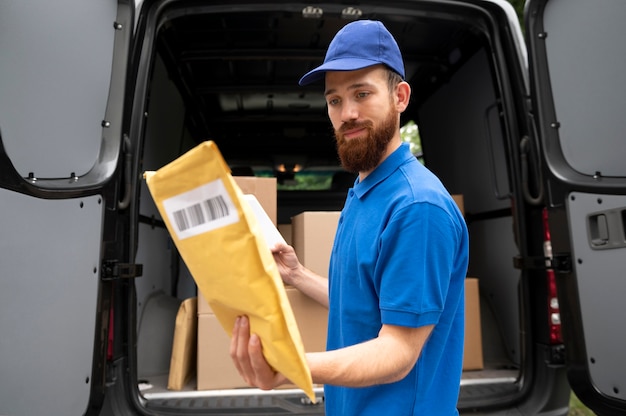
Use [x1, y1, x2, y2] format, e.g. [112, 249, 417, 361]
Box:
[338, 120, 373, 133]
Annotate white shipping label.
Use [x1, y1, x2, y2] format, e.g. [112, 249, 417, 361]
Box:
[162, 178, 239, 240]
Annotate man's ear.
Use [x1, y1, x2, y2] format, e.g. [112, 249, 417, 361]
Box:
[395, 81, 411, 112]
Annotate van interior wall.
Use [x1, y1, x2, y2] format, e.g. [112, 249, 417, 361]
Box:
[417, 47, 520, 367]
[135, 55, 197, 379]
[133, 42, 525, 379]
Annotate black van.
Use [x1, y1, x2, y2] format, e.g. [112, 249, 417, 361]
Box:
[1, 0, 625, 415]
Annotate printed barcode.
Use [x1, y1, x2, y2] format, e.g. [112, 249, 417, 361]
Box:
[173, 195, 230, 232]
[163, 179, 238, 239]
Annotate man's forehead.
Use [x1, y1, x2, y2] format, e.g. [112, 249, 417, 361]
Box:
[323, 66, 387, 95]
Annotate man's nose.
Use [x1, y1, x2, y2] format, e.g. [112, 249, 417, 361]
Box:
[341, 101, 358, 122]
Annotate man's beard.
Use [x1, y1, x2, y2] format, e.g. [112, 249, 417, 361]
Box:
[334, 109, 398, 173]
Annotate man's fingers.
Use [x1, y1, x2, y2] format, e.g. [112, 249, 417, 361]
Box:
[230, 316, 254, 385]
[230, 316, 280, 390]
[248, 334, 276, 390]
[229, 317, 243, 376]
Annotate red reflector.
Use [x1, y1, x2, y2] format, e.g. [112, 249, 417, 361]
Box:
[543, 209, 563, 345]
[107, 306, 114, 361]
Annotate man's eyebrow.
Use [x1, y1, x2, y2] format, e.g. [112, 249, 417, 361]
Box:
[324, 82, 376, 97]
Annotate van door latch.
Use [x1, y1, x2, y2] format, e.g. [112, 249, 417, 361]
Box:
[513, 254, 571, 273]
[101, 260, 143, 280]
[588, 209, 626, 250]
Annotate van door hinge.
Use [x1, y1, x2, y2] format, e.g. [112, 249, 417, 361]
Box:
[101, 260, 143, 280]
[513, 254, 571, 273]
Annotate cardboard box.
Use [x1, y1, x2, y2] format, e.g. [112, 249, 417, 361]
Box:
[463, 277, 484, 370]
[449, 195, 483, 369]
[277, 223, 293, 246]
[292, 212, 341, 277]
[167, 297, 197, 390]
[285, 287, 328, 352]
[234, 176, 277, 226]
[197, 313, 248, 390]
[198, 290, 211, 315]
[198, 280, 480, 386]
[197, 289, 328, 390]
[198, 204, 479, 383]
[451, 194, 464, 216]
[196, 176, 277, 316]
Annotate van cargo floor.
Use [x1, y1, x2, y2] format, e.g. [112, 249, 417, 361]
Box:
[140, 368, 518, 407]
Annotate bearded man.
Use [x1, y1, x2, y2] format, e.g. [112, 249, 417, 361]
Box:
[231, 20, 469, 416]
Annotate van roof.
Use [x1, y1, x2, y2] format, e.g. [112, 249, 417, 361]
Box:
[153, 6, 488, 169]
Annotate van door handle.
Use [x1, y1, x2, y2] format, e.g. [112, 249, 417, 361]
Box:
[587, 210, 626, 249]
[589, 213, 609, 246]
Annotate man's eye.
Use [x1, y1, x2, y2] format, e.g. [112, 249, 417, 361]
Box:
[328, 98, 340, 106]
[356, 91, 370, 99]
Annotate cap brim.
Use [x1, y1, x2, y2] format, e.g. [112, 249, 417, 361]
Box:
[298, 58, 383, 86]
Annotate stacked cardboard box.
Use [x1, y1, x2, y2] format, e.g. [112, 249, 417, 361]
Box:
[450, 194, 484, 370]
[186, 187, 481, 391]
[288, 200, 482, 371]
[463, 277, 483, 370]
[291, 211, 341, 277]
[197, 309, 245, 389]
[196, 285, 329, 390]
[232, 176, 277, 226]
[197, 176, 278, 390]
[277, 223, 292, 245]
[287, 211, 339, 351]
[452, 194, 465, 216]
[196, 178, 330, 390]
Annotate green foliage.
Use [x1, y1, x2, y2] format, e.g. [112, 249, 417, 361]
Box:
[278, 172, 333, 191]
[400, 120, 422, 157]
[507, 0, 525, 24]
[569, 393, 596, 415]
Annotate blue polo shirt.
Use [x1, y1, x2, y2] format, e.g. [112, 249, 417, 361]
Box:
[325, 143, 469, 416]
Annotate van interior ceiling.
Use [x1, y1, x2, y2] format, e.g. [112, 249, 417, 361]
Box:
[133, 3, 527, 413]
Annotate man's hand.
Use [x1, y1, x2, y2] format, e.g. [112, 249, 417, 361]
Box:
[270, 243, 301, 286]
[230, 316, 287, 390]
[271, 243, 330, 308]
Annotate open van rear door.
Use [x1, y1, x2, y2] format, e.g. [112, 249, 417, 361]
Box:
[0, 1, 131, 415]
[526, 0, 626, 414]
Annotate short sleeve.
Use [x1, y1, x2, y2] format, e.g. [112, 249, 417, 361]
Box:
[377, 202, 460, 328]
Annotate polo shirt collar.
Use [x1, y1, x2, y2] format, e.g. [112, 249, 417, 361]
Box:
[353, 143, 414, 199]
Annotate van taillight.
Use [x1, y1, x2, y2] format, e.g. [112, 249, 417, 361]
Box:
[107, 306, 114, 360]
[543, 208, 563, 344]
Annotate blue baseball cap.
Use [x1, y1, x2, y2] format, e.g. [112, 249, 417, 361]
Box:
[298, 20, 405, 86]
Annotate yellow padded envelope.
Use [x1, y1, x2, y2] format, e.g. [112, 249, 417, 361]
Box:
[143, 141, 314, 400]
